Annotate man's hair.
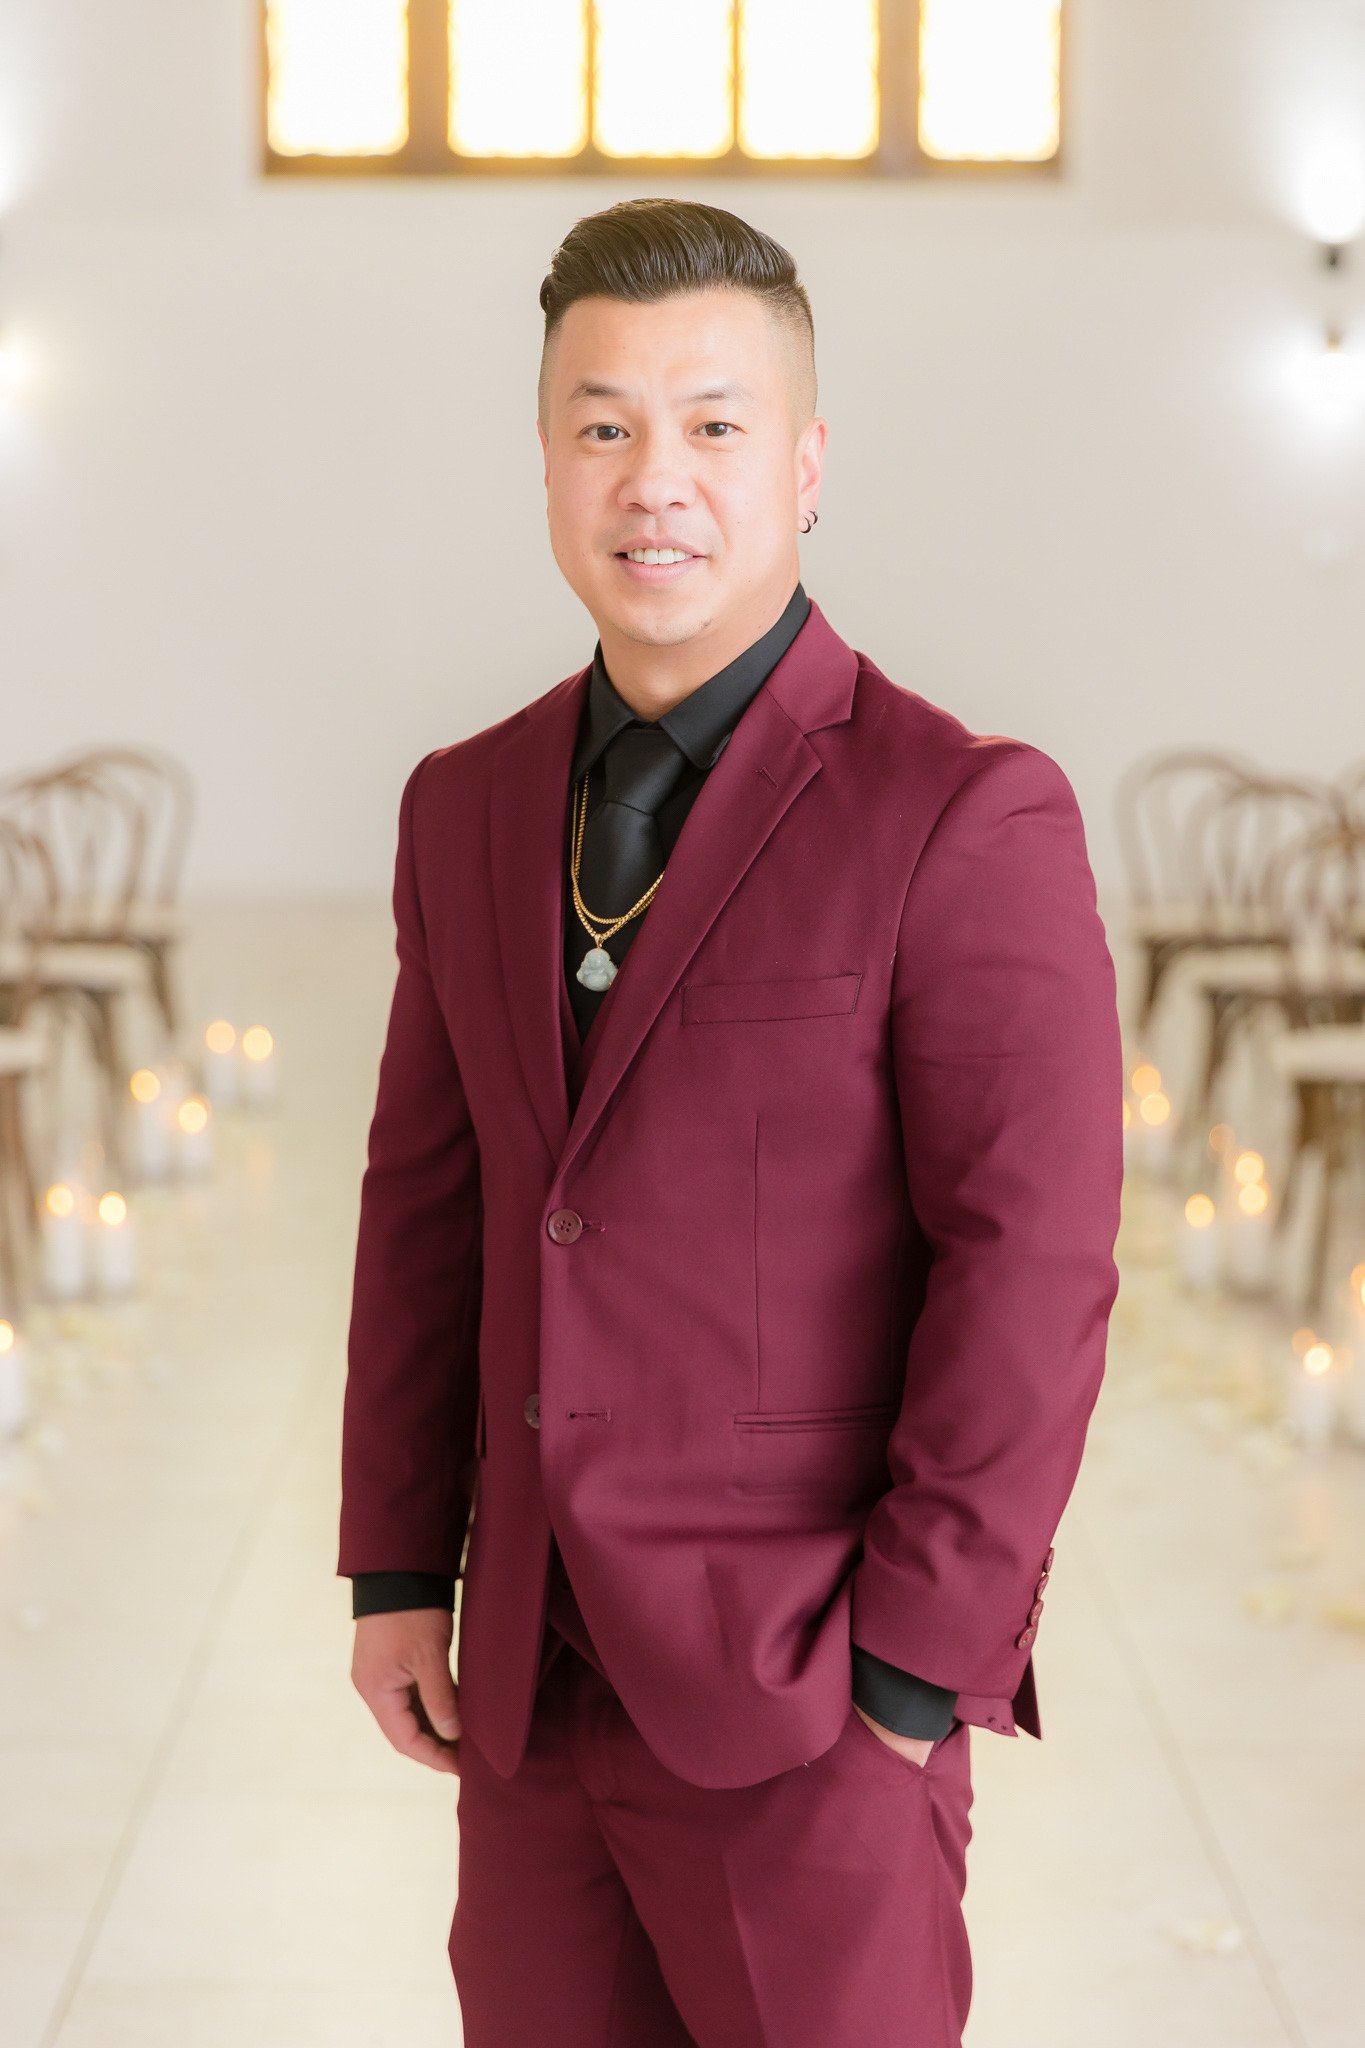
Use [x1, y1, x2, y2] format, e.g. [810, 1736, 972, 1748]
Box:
[537, 196, 816, 432]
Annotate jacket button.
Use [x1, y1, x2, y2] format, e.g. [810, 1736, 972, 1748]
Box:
[1028, 1598, 1045, 1624]
[1043, 1546, 1055, 1571]
[1016, 1624, 1036, 1648]
[524, 1393, 541, 1429]
[547, 1208, 583, 1243]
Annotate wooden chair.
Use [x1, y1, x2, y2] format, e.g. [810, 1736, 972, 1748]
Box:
[0, 820, 59, 1317]
[1114, 746, 1257, 1038]
[1262, 821, 1365, 1315]
[1165, 776, 1346, 1152]
[41, 744, 194, 1039]
[0, 767, 154, 1181]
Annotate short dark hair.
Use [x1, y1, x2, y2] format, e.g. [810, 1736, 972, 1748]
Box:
[538, 196, 816, 430]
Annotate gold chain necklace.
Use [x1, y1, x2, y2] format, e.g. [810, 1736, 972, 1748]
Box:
[568, 772, 664, 990]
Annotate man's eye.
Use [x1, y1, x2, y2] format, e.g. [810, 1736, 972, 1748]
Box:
[586, 424, 624, 441]
[700, 421, 735, 437]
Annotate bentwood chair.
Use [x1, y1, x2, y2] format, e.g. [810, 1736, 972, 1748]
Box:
[0, 819, 59, 1316]
[1114, 746, 1257, 1039]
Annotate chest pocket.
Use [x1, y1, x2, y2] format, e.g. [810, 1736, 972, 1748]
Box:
[682, 971, 862, 1024]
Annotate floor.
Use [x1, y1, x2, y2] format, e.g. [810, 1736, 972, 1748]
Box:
[0, 900, 1362, 2048]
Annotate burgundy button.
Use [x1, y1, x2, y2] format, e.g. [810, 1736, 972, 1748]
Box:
[547, 1208, 583, 1243]
[523, 1393, 541, 1428]
[1016, 1624, 1036, 1648]
[1043, 1546, 1055, 1571]
[1028, 1598, 1044, 1624]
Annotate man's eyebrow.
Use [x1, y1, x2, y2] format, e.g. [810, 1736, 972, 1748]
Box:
[565, 379, 756, 405]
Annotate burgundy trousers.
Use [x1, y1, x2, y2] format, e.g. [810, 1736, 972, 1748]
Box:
[448, 1637, 975, 2047]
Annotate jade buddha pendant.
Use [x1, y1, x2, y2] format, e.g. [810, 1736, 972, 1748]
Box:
[577, 945, 618, 991]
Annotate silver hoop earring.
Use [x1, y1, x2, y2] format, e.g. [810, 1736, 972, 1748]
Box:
[800, 510, 819, 534]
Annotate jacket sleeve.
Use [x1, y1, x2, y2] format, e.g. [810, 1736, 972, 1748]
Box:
[336, 751, 485, 1585]
[847, 741, 1123, 1716]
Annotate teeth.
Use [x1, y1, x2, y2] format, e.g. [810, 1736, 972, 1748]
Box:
[624, 548, 692, 564]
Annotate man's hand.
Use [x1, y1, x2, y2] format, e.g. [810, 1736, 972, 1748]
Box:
[352, 1609, 463, 1775]
[851, 1700, 935, 1769]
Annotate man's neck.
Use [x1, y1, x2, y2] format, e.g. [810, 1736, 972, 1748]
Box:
[596, 574, 802, 721]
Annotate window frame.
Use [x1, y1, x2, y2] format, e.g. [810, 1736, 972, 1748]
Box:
[259, 0, 1067, 181]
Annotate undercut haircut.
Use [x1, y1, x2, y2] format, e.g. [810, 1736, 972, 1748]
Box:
[538, 197, 817, 434]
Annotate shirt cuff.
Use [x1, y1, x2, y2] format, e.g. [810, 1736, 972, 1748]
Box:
[851, 1640, 959, 1739]
[351, 1571, 457, 1620]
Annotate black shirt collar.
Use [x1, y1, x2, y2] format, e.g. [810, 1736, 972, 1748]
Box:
[570, 580, 811, 785]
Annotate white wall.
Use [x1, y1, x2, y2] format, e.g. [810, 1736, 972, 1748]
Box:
[1, 0, 1363, 899]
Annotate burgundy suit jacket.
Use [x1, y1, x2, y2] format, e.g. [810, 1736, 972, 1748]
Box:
[337, 597, 1123, 1789]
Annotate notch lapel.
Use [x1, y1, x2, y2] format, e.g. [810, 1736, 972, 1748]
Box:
[488, 600, 859, 1186]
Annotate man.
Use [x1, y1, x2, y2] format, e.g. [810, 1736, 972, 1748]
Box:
[339, 196, 1122, 2046]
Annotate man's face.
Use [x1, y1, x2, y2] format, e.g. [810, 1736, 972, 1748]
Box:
[537, 287, 824, 661]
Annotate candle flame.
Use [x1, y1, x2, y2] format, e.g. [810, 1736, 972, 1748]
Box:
[1291, 1326, 1316, 1357]
[178, 1097, 210, 1134]
[1184, 1194, 1216, 1229]
[1303, 1343, 1334, 1375]
[1131, 1063, 1162, 1096]
[1233, 1150, 1265, 1186]
[242, 1026, 274, 1062]
[205, 1019, 237, 1054]
[0, 1320, 13, 1353]
[129, 1068, 161, 1103]
[1138, 1091, 1171, 1126]
[1238, 1180, 1270, 1216]
[97, 1192, 128, 1227]
[1208, 1123, 1235, 1155]
[44, 1183, 76, 1218]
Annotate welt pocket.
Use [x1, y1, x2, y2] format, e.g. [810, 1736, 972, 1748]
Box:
[730, 1403, 900, 1494]
[682, 971, 862, 1024]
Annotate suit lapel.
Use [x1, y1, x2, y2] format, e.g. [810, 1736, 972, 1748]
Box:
[489, 599, 859, 1184]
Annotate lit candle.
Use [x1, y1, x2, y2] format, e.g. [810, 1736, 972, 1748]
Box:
[1135, 1087, 1174, 1175]
[176, 1093, 214, 1178]
[1225, 1153, 1273, 1291]
[128, 1067, 173, 1183]
[92, 1191, 137, 1297]
[41, 1182, 88, 1301]
[1181, 1192, 1220, 1289]
[1289, 1340, 1337, 1450]
[0, 1319, 30, 1439]
[240, 1025, 278, 1109]
[201, 1019, 240, 1109]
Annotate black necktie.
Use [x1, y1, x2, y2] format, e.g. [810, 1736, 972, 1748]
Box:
[576, 722, 692, 938]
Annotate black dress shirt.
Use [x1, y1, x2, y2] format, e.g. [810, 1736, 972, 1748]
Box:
[351, 578, 959, 1742]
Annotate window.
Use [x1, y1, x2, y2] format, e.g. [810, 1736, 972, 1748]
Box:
[262, 0, 1064, 178]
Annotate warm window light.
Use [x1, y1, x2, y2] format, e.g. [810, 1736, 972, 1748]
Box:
[44, 1183, 76, 1218]
[919, 0, 1062, 163]
[1238, 1181, 1270, 1217]
[1233, 1150, 1266, 1186]
[1130, 1063, 1162, 1097]
[97, 1192, 128, 1227]
[740, 0, 878, 162]
[205, 1020, 236, 1054]
[1184, 1194, 1216, 1230]
[1138, 1092, 1171, 1127]
[177, 1097, 211, 1135]
[265, 0, 408, 157]
[449, 0, 585, 158]
[1303, 1342, 1334, 1375]
[593, 0, 734, 160]
[129, 1068, 161, 1103]
[242, 1026, 275, 1062]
